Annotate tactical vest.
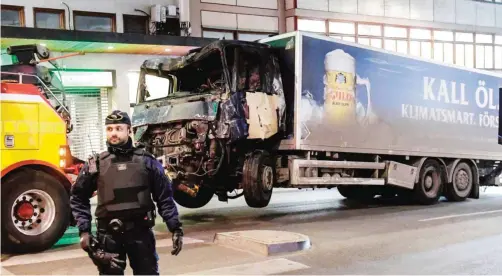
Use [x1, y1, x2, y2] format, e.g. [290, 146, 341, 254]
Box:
[94, 148, 155, 220]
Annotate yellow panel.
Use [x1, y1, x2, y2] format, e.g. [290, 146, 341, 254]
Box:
[0, 97, 67, 174]
[1, 102, 39, 150]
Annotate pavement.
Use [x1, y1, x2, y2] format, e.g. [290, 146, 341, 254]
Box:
[2, 187, 502, 275]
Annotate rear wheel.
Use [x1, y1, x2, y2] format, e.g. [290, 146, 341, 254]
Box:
[413, 159, 444, 205]
[1, 169, 70, 253]
[242, 150, 275, 208]
[445, 162, 473, 202]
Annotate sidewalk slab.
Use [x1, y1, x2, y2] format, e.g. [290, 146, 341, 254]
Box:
[1, 237, 204, 267]
[183, 258, 309, 275]
[2, 241, 270, 275]
[213, 230, 311, 256]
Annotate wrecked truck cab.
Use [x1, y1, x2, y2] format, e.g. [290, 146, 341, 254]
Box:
[131, 40, 286, 208]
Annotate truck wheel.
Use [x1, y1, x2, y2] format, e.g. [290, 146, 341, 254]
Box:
[1, 169, 70, 253]
[242, 150, 275, 208]
[445, 162, 473, 202]
[413, 159, 444, 205]
[173, 185, 214, 209]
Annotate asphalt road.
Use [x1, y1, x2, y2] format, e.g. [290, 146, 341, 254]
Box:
[2, 187, 502, 275]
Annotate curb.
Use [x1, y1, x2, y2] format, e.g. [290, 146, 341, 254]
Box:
[213, 230, 311, 256]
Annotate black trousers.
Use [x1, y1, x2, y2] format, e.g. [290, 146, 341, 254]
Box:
[94, 225, 159, 275]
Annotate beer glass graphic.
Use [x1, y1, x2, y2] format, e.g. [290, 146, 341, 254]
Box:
[323, 49, 373, 127]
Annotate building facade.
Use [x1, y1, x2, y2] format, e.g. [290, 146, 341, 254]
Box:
[1, 0, 501, 158]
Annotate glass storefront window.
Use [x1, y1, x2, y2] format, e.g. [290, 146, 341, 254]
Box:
[476, 45, 494, 69]
[297, 19, 326, 33]
[476, 34, 493, 44]
[434, 30, 454, 41]
[384, 26, 407, 38]
[358, 24, 381, 36]
[238, 33, 272, 41]
[329, 21, 355, 35]
[296, 18, 500, 71]
[203, 30, 234, 39]
[456, 32, 474, 43]
[495, 46, 502, 69]
[410, 28, 431, 40]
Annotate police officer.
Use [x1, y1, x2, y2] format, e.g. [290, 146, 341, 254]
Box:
[70, 110, 183, 275]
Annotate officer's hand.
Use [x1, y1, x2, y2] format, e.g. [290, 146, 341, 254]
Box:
[79, 232, 91, 251]
[91, 249, 126, 270]
[171, 229, 183, 256]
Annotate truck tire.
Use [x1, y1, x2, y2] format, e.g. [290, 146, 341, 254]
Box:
[445, 162, 473, 202]
[413, 159, 444, 205]
[173, 185, 214, 209]
[1, 169, 70, 253]
[242, 150, 275, 208]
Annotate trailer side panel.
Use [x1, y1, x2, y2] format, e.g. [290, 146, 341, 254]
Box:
[297, 33, 502, 160]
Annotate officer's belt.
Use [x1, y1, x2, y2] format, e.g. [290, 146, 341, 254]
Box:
[96, 217, 150, 232]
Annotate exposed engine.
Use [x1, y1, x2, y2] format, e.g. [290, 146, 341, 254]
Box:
[145, 120, 224, 197]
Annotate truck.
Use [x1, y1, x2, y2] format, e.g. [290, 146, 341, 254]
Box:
[131, 31, 502, 209]
[1, 44, 83, 253]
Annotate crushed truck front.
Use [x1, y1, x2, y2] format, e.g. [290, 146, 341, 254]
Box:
[132, 40, 286, 208]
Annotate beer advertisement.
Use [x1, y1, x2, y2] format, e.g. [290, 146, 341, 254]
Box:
[299, 34, 502, 157]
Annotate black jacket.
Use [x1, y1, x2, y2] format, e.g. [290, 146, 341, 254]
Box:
[70, 140, 182, 234]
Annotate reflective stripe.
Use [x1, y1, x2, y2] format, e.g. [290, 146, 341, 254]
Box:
[0, 93, 45, 103]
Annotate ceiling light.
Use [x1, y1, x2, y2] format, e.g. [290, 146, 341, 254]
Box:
[165, 48, 171, 52]
[40, 43, 47, 47]
[107, 46, 114, 49]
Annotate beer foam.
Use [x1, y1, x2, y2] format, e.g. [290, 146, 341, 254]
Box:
[324, 49, 355, 74]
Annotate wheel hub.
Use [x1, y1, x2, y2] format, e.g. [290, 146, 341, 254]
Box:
[11, 189, 55, 236]
[425, 175, 433, 189]
[262, 166, 274, 190]
[455, 170, 469, 190]
[16, 202, 35, 220]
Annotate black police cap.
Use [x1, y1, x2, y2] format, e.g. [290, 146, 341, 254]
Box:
[105, 110, 131, 126]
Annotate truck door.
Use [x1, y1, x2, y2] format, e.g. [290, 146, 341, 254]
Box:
[236, 49, 281, 140]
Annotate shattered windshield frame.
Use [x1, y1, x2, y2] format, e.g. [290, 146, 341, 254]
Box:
[135, 40, 279, 105]
[136, 70, 175, 103]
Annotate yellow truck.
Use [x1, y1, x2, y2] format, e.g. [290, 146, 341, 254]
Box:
[1, 45, 82, 253]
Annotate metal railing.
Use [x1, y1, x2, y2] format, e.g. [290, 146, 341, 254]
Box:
[1, 71, 71, 116]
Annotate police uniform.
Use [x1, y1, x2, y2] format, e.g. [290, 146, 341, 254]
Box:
[70, 110, 182, 275]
